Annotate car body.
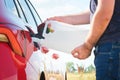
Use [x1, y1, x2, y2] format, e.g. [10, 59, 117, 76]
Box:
[0, 0, 94, 80]
[0, 0, 42, 80]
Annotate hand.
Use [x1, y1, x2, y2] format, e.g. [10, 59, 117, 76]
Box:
[47, 16, 65, 22]
[71, 43, 92, 59]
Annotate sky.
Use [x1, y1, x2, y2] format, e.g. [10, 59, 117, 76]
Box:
[30, 0, 94, 67]
[30, 0, 90, 21]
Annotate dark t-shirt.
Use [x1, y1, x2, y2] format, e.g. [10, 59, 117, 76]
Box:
[90, 0, 120, 45]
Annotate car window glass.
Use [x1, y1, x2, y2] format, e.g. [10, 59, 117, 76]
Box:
[5, 0, 38, 33]
[5, 0, 27, 23]
[14, 0, 26, 22]
[4, 0, 18, 17]
[18, 0, 36, 28]
[26, 0, 42, 26]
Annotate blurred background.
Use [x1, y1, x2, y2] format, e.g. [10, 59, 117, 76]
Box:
[30, 0, 90, 21]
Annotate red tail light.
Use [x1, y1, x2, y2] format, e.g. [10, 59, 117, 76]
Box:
[0, 24, 34, 59]
[0, 27, 22, 56]
[0, 24, 29, 80]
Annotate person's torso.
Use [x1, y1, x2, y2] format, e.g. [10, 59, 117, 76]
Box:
[90, 0, 120, 45]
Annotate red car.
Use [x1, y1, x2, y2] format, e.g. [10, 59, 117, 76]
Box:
[0, 0, 43, 80]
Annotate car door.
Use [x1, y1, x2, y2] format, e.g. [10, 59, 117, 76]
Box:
[13, 1, 44, 80]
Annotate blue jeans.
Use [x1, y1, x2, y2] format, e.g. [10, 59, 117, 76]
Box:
[94, 41, 120, 80]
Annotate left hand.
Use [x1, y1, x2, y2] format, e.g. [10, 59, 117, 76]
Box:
[71, 43, 92, 59]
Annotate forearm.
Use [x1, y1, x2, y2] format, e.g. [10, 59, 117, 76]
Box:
[85, 14, 110, 49]
[62, 10, 90, 25]
[49, 10, 90, 25]
[84, 0, 115, 49]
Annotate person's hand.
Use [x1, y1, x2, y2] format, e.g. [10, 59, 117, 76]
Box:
[47, 16, 65, 22]
[71, 43, 92, 59]
[46, 15, 75, 24]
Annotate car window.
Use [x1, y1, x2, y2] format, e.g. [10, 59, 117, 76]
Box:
[5, 0, 41, 33]
[18, 0, 36, 27]
[4, 0, 28, 23]
[4, 0, 18, 17]
[26, 0, 42, 26]
[14, 0, 27, 22]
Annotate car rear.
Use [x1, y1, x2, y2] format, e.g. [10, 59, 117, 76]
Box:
[0, 0, 34, 80]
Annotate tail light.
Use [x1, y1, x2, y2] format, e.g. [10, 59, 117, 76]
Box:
[0, 24, 34, 59]
[0, 34, 9, 42]
[0, 27, 23, 56]
[0, 24, 30, 80]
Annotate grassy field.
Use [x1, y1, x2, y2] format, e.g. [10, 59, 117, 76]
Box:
[67, 72, 96, 80]
[45, 72, 95, 80]
[45, 72, 64, 80]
